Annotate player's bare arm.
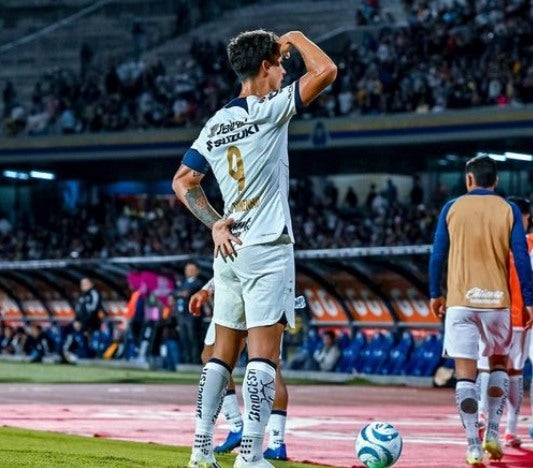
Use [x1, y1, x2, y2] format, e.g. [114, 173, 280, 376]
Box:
[430, 296, 446, 319]
[172, 164, 242, 258]
[172, 164, 220, 228]
[525, 305, 533, 330]
[279, 31, 337, 106]
[189, 289, 211, 316]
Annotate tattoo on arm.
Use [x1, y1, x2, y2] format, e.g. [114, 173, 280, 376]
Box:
[184, 186, 220, 228]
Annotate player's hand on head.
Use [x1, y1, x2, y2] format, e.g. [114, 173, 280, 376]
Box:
[278, 31, 299, 59]
[189, 290, 209, 316]
[212, 218, 242, 260]
[430, 297, 446, 319]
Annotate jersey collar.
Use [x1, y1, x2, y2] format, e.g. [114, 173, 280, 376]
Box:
[224, 97, 248, 113]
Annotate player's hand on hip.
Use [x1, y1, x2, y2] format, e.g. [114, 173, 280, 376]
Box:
[430, 297, 446, 319]
[189, 290, 209, 316]
[525, 306, 533, 330]
[212, 218, 242, 260]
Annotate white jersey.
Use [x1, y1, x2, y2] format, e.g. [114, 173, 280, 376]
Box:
[182, 81, 301, 248]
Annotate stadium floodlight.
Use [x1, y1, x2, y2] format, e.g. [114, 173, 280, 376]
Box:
[30, 170, 55, 180]
[2, 170, 30, 180]
[504, 152, 532, 162]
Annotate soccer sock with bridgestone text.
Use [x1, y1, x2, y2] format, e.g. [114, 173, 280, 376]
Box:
[222, 389, 243, 432]
[455, 379, 481, 447]
[240, 358, 277, 462]
[506, 375, 523, 436]
[486, 369, 509, 441]
[192, 359, 230, 460]
[268, 410, 287, 448]
[477, 371, 490, 419]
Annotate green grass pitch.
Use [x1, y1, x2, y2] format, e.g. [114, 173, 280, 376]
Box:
[0, 427, 333, 468]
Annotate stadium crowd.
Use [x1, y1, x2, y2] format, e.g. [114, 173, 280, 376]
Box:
[2, 0, 532, 136]
[0, 177, 440, 260]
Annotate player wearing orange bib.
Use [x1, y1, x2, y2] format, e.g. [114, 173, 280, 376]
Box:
[478, 197, 533, 448]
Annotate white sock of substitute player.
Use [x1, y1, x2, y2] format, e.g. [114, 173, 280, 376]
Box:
[477, 371, 490, 419]
[506, 375, 523, 435]
[268, 410, 287, 448]
[240, 359, 277, 462]
[192, 359, 230, 460]
[455, 379, 480, 446]
[222, 389, 243, 432]
[486, 370, 509, 441]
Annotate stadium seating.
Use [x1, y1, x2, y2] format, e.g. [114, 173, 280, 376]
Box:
[377, 330, 414, 375]
[336, 329, 366, 373]
[405, 333, 443, 377]
[359, 331, 395, 375]
[149, 0, 357, 71]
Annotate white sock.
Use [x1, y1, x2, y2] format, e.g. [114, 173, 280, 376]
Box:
[268, 410, 287, 448]
[477, 372, 490, 419]
[192, 359, 230, 460]
[455, 379, 480, 447]
[486, 370, 509, 441]
[222, 389, 243, 432]
[240, 359, 277, 462]
[506, 375, 523, 436]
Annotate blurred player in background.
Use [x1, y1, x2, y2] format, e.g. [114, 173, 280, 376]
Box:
[429, 156, 533, 465]
[477, 196, 533, 448]
[173, 28, 336, 468]
[188, 279, 306, 461]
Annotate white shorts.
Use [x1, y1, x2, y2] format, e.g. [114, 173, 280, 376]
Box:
[213, 238, 295, 331]
[443, 306, 512, 360]
[478, 328, 531, 370]
[204, 320, 215, 346]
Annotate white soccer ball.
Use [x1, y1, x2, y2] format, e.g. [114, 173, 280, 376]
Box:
[355, 422, 403, 468]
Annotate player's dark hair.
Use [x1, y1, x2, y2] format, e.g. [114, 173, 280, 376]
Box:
[507, 196, 531, 215]
[227, 30, 280, 81]
[465, 155, 497, 188]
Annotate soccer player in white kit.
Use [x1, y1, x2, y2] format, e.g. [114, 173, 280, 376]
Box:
[173, 30, 336, 468]
[190, 280, 307, 460]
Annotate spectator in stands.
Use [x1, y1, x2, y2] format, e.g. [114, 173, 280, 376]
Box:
[4, 0, 530, 138]
[172, 262, 204, 364]
[0, 182, 443, 260]
[287, 329, 341, 372]
[125, 283, 145, 357]
[24, 324, 57, 363]
[159, 294, 180, 371]
[75, 278, 104, 334]
[365, 184, 378, 210]
[0, 325, 15, 354]
[2, 81, 16, 118]
[312, 330, 342, 372]
[62, 278, 104, 362]
[410, 175, 424, 206]
[1, 326, 26, 356]
[79, 42, 94, 79]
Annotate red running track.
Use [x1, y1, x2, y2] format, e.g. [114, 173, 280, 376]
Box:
[1, 384, 533, 467]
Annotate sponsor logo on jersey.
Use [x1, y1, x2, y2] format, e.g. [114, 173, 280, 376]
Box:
[465, 287, 504, 305]
[206, 124, 260, 151]
[231, 196, 260, 213]
[230, 218, 252, 236]
[207, 119, 248, 138]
